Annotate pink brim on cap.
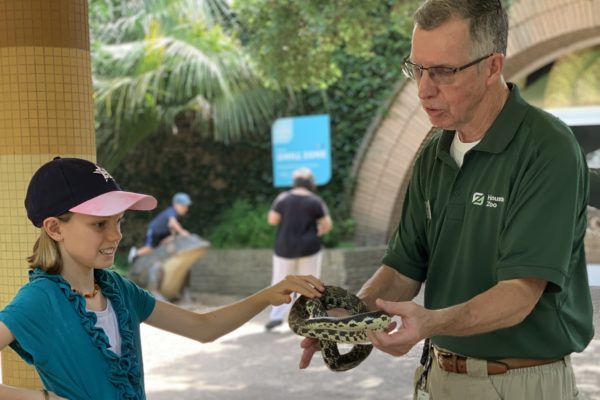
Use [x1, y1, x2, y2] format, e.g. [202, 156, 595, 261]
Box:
[69, 190, 157, 216]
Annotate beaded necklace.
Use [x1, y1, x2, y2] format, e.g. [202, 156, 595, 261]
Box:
[73, 283, 101, 298]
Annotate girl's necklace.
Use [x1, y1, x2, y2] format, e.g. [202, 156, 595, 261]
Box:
[73, 283, 101, 298]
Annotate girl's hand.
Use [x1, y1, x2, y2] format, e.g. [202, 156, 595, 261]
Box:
[265, 275, 324, 306]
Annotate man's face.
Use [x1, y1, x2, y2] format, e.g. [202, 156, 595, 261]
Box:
[410, 17, 489, 131]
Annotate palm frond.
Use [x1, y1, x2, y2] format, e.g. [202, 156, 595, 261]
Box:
[94, 67, 166, 126]
[92, 0, 286, 167]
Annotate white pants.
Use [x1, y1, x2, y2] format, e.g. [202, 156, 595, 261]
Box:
[269, 251, 323, 321]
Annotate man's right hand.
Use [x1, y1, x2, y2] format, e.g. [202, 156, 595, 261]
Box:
[298, 307, 349, 369]
[299, 337, 321, 369]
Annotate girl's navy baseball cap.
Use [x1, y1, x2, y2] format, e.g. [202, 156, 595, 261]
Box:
[25, 157, 157, 227]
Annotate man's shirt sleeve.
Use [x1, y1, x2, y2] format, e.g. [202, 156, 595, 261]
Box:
[383, 156, 430, 282]
[496, 127, 589, 292]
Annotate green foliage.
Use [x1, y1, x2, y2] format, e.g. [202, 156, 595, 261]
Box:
[390, 0, 421, 38]
[91, 0, 287, 169]
[320, 216, 357, 248]
[292, 24, 411, 227]
[113, 127, 280, 248]
[101, 0, 416, 249]
[110, 251, 130, 276]
[208, 200, 275, 248]
[205, 199, 357, 249]
[233, 0, 390, 90]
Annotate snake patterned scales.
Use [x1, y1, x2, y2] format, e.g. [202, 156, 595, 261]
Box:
[288, 285, 391, 371]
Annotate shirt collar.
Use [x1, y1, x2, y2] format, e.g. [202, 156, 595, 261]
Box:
[437, 83, 530, 157]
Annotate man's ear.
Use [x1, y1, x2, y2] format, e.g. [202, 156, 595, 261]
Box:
[487, 53, 505, 84]
[43, 217, 63, 241]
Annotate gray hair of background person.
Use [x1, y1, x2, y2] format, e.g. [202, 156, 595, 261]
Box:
[292, 167, 316, 191]
[414, 0, 509, 58]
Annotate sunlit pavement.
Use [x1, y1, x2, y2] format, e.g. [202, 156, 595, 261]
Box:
[143, 295, 600, 400]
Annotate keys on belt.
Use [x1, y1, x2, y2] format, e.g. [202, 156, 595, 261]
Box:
[433, 346, 560, 375]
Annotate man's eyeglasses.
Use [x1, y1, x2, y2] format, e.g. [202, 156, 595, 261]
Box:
[402, 53, 494, 85]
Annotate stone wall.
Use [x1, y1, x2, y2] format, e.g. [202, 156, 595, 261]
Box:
[189, 247, 599, 338]
[190, 246, 386, 296]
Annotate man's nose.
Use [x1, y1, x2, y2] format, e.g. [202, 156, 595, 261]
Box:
[417, 70, 438, 99]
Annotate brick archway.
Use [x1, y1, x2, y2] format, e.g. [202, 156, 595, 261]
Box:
[351, 0, 600, 245]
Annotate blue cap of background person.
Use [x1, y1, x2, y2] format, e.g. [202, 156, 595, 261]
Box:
[172, 192, 192, 206]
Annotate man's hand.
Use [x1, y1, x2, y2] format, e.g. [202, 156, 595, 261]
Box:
[299, 337, 321, 369]
[367, 299, 428, 357]
[298, 307, 349, 369]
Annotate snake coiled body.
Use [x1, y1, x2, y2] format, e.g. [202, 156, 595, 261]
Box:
[288, 285, 391, 371]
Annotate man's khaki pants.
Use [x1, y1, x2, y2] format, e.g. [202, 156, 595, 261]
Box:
[413, 355, 583, 400]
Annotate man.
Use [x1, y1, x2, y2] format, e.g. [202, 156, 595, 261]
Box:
[299, 1, 593, 399]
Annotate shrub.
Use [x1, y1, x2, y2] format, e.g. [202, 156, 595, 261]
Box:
[209, 200, 275, 248]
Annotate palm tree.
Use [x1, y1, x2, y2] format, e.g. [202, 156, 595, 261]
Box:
[543, 46, 600, 108]
[91, 0, 286, 168]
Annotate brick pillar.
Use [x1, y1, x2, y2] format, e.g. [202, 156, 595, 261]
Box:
[0, 0, 94, 387]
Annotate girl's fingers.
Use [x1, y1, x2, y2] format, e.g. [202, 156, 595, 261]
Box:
[283, 275, 324, 297]
[292, 274, 324, 291]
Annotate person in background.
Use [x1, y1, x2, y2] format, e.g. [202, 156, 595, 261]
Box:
[265, 167, 333, 331]
[128, 192, 192, 264]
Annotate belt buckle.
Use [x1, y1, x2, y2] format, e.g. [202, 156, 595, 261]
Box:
[434, 346, 510, 375]
[434, 347, 459, 373]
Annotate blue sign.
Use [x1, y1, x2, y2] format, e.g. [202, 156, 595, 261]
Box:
[272, 114, 331, 187]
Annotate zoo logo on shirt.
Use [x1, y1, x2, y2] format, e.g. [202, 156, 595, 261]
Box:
[472, 192, 505, 208]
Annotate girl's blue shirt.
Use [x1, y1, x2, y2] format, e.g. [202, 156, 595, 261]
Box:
[0, 268, 156, 399]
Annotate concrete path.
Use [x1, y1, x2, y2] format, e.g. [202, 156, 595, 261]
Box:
[143, 294, 600, 400]
[1, 294, 597, 399]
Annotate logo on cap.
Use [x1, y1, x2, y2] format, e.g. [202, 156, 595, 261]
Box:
[93, 166, 114, 182]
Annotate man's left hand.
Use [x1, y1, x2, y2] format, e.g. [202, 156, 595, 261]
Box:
[367, 298, 429, 357]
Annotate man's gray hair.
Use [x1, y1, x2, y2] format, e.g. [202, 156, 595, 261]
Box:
[414, 0, 509, 57]
[292, 167, 316, 190]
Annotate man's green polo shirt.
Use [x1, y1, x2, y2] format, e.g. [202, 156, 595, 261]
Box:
[383, 84, 594, 359]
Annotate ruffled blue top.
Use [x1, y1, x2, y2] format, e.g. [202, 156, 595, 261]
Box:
[0, 268, 156, 399]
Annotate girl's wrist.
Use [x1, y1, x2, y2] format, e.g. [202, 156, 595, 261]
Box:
[255, 287, 273, 307]
[41, 389, 49, 400]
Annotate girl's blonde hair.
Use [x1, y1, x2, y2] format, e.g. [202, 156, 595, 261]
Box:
[27, 213, 72, 274]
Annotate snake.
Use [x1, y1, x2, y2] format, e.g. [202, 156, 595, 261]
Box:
[288, 285, 391, 372]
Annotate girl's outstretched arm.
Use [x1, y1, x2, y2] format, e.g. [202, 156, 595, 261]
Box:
[145, 274, 323, 343]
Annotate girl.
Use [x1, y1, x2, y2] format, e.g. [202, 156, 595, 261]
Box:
[0, 157, 323, 400]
